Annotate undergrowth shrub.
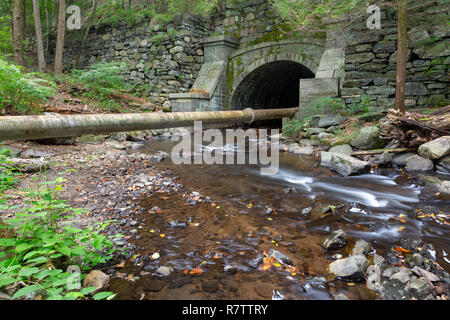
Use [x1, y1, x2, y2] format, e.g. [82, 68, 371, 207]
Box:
[0, 59, 56, 114]
[0, 146, 123, 300]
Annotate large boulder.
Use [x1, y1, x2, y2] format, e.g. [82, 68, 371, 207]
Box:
[418, 136, 450, 160]
[351, 126, 386, 150]
[405, 155, 434, 172]
[328, 144, 353, 156]
[321, 152, 370, 176]
[329, 255, 370, 281]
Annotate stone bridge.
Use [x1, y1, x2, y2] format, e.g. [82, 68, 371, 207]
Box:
[169, 34, 345, 113]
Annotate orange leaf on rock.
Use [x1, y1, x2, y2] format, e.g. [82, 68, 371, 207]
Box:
[190, 267, 203, 275]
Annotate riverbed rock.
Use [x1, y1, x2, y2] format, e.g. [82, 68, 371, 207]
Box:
[390, 268, 414, 284]
[405, 155, 434, 172]
[155, 266, 173, 277]
[83, 270, 110, 293]
[322, 152, 370, 176]
[392, 152, 416, 167]
[328, 144, 353, 156]
[436, 156, 450, 173]
[405, 278, 434, 299]
[418, 136, 450, 160]
[351, 126, 386, 150]
[352, 239, 372, 255]
[268, 249, 292, 266]
[366, 264, 383, 293]
[329, 254, 370, 281]
[323, 229, 347, 250]
[369, 152, 393, 166]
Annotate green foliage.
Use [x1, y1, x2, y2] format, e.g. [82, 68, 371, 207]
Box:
[0, 146, 122, 300]
[0, 16, 12, 58]
[282, 118, 307, 138]
[64, 62, 131, 112]
[270, 0, 371, 31]
[347, 95, 375, 115]
[0, 59, 56, 114]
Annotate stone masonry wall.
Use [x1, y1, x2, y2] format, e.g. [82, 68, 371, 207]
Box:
[53, 0, 449, 111]
[342, 3, 450, 110]
[51, 14, 211, 109]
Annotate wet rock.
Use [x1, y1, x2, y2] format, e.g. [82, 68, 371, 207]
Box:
[405, 155, 434, 172]
[369, 152, 393, 166]
[249, 254, 264, 269]
[303, 277, 329, 292]
[202, 280, 219, 293]
[310, 204, 336, 220]
[83, 270, 110, 293]
[366, 265, 382, 293]
[288, 144, 314, 155]
[329, 144, 353, 156]
[155, 266, 173, 277]
[418, 136, 450, 160]
[301, 207, 312, 216]
[390, 268, 413, 284]
[418, 175, 450, 199]
[351, 126, 386, 150]
[435, 156, 449, 173]
[407, 253, 426, 269]
[323, 229, 347, 250]
[322, 152, 370, 176]
[334, 293, 350, 300]
[392, 152, 416, 167]
[405, 278, 434, 299]
[329, 254, 370, 281]
[411, 266, 440, 283]
[382, 267, 399, 279]
[352, 239, 372, 255]
[268, 249, 292, 266]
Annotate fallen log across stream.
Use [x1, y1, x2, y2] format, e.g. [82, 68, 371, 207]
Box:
[0, 108, 298, 141]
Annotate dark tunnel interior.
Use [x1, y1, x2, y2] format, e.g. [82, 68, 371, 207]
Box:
[230, 60, 315, 128]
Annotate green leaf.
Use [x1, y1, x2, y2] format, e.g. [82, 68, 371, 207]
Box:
[0, 277, 18, 287]
[15, 243, 33, 253]
[12, 285, 41, 299]
[80, 286, 97, 295]
[56, 246, 71, 256]
[93, 291, 115, 300]
[0, 238, 16, 246]
[18, 267, 40, 277]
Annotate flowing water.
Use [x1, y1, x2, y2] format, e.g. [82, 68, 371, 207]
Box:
[110, 135, 450, 300]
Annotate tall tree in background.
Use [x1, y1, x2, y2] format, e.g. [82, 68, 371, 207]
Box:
[395, 0, 407, 113]
[32, 0, 46, 72]
[12, 0, 25, 65]
[54, 0, 66, 74]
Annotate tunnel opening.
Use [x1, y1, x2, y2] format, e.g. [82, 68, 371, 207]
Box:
[231, 60, 315, 128]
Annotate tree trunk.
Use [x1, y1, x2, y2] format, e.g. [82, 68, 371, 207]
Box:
[73, 0, 99, 69]
[12, 0, 25, 66]
[32, 0, 46, 72]
[394, 0, 407, 114]
[54, 0, 66, 74]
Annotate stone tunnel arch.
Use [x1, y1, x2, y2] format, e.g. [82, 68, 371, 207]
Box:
[229, 53, 317, 111]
